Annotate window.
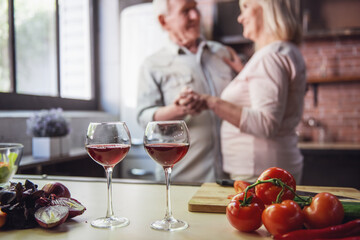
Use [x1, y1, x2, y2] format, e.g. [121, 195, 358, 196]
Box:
[0, 0, 97, 110]
[0, 0, 10, 92]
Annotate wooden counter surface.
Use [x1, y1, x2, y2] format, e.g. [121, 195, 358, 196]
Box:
[1, 175, 359, 240]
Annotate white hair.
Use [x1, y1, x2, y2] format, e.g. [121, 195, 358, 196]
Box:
[153, 0, 169, 18]
[240, 0, 302, 45]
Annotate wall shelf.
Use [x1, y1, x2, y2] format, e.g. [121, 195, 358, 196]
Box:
[307, 76, 360, 107]
[307, 76, 360, 84]
[304, 29, 360, 40]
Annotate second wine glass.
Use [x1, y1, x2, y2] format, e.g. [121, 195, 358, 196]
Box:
[85, 122, 131, 228]
[144, 120, 190, 231]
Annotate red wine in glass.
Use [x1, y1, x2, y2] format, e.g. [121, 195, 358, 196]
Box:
[85, 122, 131, 229]
[144, 143, 189, 168]
[86, 144, 130, 167]
[144, 120, 190, 231]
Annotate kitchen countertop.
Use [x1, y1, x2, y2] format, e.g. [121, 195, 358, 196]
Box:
[2, 175, 268, 240]
[1, 175, 359, 240]
[298, 142, 360, 150]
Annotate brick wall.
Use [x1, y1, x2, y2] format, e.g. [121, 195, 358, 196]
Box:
[301, 36, 360, 79]
[299, 36, 360, 143]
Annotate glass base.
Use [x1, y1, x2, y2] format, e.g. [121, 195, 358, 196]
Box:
[150, 217, 188, 231]
[91, 216, 129, 229]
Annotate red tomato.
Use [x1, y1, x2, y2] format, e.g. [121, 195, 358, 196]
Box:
[0, 209, 6, 228]
[234, 180, 254, 194]
[255, 167, 296, 205]
[226, 192, 265, 232]
[303, 192, 344, 229]
[262, 200, 304, 236]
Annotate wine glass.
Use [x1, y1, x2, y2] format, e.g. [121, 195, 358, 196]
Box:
[144, 120, 190, 231]
[85, 122, 131, 228]
[0, 143, 23, 186]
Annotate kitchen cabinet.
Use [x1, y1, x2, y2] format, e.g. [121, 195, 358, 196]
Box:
[18, 150, 104, 178]
[300, 143, 360, 189]
[212, 0, 253, 58]
[18, 147, 155, 180]
[301, 0, 360, 38]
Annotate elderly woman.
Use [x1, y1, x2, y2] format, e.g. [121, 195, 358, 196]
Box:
[180, 0, 306, 183]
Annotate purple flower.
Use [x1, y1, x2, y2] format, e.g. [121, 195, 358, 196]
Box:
[26, 108, 70, 137]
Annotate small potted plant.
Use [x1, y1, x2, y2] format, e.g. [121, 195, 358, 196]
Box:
[27, 108, 70, 158]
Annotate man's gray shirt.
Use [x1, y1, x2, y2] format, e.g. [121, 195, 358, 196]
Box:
[137, 39, 235, 183]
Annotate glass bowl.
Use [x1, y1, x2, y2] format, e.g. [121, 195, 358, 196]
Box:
[0, 143, 24, 186]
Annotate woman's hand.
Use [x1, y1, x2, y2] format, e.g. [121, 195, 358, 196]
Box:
[223, 46, 244, 73]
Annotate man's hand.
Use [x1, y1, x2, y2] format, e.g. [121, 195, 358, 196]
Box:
[175, 87, 206, 115]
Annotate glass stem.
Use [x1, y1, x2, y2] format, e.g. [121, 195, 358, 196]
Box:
[105, 166, 114, 218]
[164, 167, 173, 220]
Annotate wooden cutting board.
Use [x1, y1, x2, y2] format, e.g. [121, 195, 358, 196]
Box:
[188, 182, 360, 213]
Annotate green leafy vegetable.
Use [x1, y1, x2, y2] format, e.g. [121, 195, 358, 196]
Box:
[0, 166, 11, 183]
[8, 152, 18, 168]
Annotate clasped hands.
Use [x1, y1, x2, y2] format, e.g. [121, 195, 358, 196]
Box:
[174, 87, 208, 116]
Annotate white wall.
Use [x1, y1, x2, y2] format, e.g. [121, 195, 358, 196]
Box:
[119, 3, 167, 140]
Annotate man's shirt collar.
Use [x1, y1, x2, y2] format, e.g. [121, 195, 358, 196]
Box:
[165, 37, 209, 55]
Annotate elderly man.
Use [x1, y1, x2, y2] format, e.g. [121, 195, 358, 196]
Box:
[137, 0, 236, 183]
